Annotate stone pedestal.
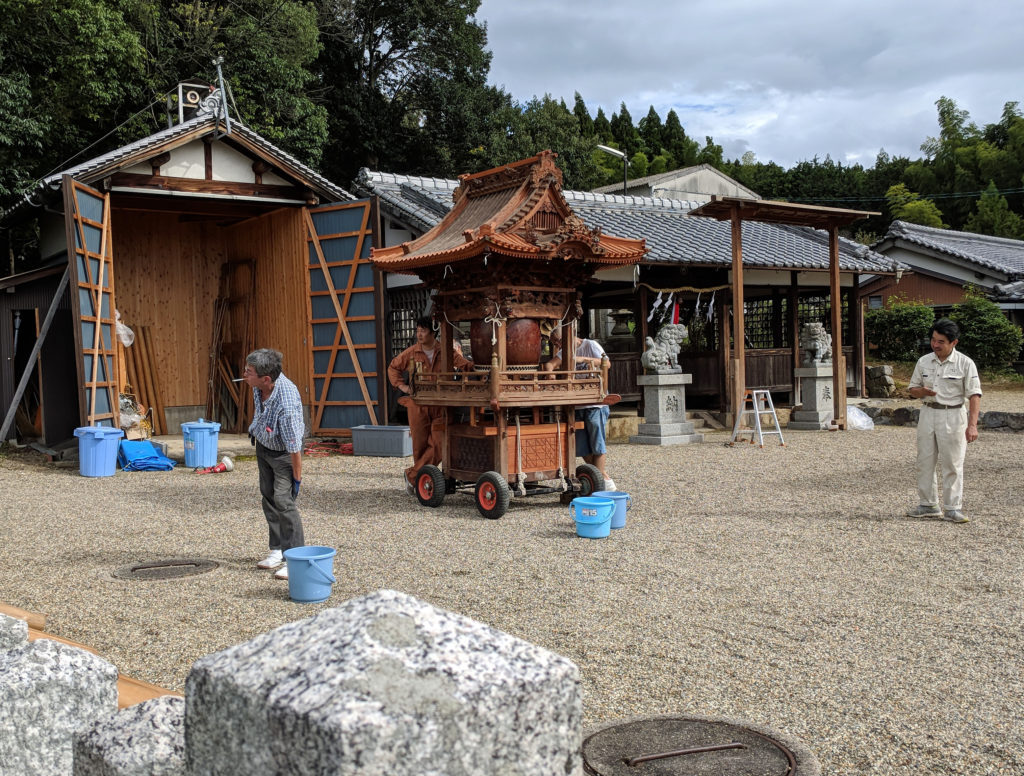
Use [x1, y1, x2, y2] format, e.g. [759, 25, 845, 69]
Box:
[629, 373, 704, 445]
[788, 365, 835, 430]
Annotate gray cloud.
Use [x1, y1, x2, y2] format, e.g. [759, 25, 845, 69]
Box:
[475, 0, 1024, 167]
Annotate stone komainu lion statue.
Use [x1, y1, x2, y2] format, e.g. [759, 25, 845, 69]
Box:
[640, 323, 688, 373]
[799, 322, 833, 365]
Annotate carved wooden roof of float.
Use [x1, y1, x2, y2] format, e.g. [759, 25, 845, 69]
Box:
[371, 151, 647, 273]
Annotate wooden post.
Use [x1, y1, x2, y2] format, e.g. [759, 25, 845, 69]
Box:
[789, 271, 800, 404]
[851, 274, 867, 398]
[730, 204, 746, 424]
[717, 294, 729, 411]
[828, 225, 846, 430]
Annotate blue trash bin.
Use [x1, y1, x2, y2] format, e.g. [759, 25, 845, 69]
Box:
[181, 418, 221, 469]
[74, 426, 125, 477]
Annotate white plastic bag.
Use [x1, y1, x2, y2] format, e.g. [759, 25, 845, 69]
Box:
[847, 405, 874, 431]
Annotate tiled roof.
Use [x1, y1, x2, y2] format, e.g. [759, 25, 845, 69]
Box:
[3, 115, 352, 222]
[992, 279, 1024, 302]
[879, 220, 1024, 277]
[356, 169, 899, 274]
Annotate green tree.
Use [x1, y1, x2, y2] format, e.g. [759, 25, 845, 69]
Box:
[609, 102, 643, 158]
[950, 291, 1024, 369]
[472, 95, 601, 189]
[593, 107, 612, 142]
[886, 183, 947, 228]
[629, 150, 648, 179]
[572, 92, 593, 137]
[0, 0, 148, 205]
[315, 0, 493, 179]
[662, 109, 698, 167]
[864, 298, 935, 361]
[964, 181, 1024, 239]
[638, 106, 663, 159]
[696, 136, 723, 167]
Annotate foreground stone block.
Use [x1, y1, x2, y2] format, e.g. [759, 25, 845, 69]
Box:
[73, 696, 185, 776]
[0, 638, 119, 775]
[0, 612, 28, 651]
[186, 589, 582, 776]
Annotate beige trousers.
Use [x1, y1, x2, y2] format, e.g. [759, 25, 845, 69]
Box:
[916, 405, 968, 511]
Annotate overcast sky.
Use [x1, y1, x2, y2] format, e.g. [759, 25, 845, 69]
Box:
[474, 0, 1024, 169]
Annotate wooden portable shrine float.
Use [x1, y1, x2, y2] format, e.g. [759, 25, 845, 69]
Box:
[371, 151, 646, 518]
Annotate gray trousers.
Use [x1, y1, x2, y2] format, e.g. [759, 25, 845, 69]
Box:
[256, 442, 304, 551]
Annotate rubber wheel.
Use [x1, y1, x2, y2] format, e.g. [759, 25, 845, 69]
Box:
[415, 465, 445, 508]
[575, 463, 605, 496]
[475, 471, 510, 519]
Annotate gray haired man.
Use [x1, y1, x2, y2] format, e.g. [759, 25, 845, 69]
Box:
[243, 348, 306, 578]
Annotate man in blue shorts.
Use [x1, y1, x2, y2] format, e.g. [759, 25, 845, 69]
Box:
[544, 333, 614, 490]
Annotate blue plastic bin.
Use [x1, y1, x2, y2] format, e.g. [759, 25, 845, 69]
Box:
[181, 418, 221, 468]
[283, 546, 337, 603]
[592, 491, 631, 529]
[74, 426, 125, 477]
[569, 496, 615, 539]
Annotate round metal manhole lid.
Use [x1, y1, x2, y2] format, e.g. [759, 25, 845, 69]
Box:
[583, 716, 816, 776]
[112, 558, 220, 581]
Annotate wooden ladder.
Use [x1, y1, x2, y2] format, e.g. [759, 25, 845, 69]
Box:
[205, 259, 256, 432]
[729, 389, 785, 448]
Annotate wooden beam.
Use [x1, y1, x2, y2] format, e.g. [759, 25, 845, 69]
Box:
[730, 203, 746, 423]
[828, 225, 847, 430]
[109, 172, 307, 201]
[789, 271, 800, 403]
[851, 275, 867, 398]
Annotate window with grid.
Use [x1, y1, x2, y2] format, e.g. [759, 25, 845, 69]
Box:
[798, 295, 849, 342]
[387, 287, 431, 360]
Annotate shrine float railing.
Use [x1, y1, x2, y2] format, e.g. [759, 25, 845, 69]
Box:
[410, 367, 607, 408]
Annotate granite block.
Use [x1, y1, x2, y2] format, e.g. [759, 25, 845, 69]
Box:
[185, 589, 582, 776]
[0, 638, 119, 775]
[73, 696, 185, 776]
[0, 612, 28, 652]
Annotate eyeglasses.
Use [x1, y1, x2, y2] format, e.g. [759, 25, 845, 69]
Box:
[242, 366, 257, 376]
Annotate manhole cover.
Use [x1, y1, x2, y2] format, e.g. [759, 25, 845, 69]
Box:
[112, 558, 219, 581]
[582, 715, 818, 776]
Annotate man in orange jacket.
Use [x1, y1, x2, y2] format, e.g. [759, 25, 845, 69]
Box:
[388, 317, 472, 493]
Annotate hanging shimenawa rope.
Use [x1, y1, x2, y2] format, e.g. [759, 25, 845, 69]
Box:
[639, 282, 732, 294]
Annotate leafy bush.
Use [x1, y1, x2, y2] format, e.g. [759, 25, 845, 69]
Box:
[950, 293, 1024, 370]
[864, 298, 935, 361]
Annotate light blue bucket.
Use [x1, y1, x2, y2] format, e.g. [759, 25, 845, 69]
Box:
[283, 546, 337, 603]
[593, 491, 631, 529]
[569, 496, 614, 539]
[74, 426, 124, 477]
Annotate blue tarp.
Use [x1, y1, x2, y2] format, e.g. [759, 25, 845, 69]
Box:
[117, 439, 176, 472]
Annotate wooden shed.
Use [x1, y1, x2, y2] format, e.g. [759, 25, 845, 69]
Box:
[1, 109, 383, 443]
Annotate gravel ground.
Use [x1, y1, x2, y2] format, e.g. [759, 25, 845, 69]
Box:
[2, 392, 1022, 775]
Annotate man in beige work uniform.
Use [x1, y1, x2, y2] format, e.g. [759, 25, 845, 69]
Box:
[906, 318, 982, 523]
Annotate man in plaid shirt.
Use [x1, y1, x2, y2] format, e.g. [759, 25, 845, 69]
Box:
[243, 348, 305, 580]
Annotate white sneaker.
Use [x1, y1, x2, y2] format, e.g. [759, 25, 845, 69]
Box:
[257, 549, 284, 569]
[273, 564, 289, 580]
[604, 478, 616, 491]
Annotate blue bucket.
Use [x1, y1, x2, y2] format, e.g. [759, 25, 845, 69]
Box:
[181, 418, 220, 469]
[283, 546, 337, 603]
[569, 496, 614, 539]
[74, 426, 125, 477]
[593, 491, 631, 529]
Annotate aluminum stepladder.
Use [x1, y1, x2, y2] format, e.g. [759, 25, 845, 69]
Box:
[729, 389, 785, 447]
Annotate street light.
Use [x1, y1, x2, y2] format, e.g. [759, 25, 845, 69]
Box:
[596, 144, 629, 195]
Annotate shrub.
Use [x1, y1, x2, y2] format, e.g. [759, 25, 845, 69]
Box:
[950, 293, 1024, 370]
[864, 298, 934, 361]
